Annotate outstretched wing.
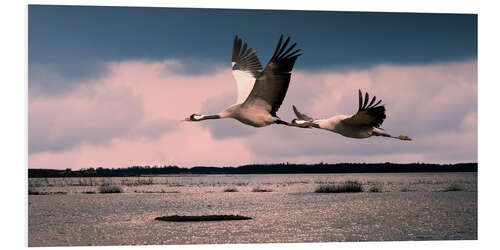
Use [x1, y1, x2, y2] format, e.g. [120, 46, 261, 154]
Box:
[232, 36, 263, 104]
[342, 90, 386, 127]
[243, 35, 302, 116]
[292, 105, 314, 121]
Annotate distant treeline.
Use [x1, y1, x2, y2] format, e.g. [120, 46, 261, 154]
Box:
[28, 162, 477, 178]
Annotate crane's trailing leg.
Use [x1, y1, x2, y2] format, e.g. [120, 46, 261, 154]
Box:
[393, 135, 412, 141]
[373, 128, 412, 141]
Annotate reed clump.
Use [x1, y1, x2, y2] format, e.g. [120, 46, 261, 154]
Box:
[315, 181, 363, 193]
[251, 187, 272, 192]
[98, 185, 123, 193]
[368, 182, 383, 193]
[441, 183, 463, 192]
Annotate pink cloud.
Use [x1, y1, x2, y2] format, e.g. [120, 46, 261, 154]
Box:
[104, 60, 235, 121]
[244, 60, 477, 164]
[28, 59, 477, 169]
[28, 125, 253, 169]
[28, 83, 144, 152]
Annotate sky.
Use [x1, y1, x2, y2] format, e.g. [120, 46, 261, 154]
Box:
[28, 5, 477, 169]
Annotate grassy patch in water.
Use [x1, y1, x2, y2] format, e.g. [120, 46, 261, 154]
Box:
[251, 187, 272, 192]
[134, 190, 167, 194]
[368, 185, 382, 193]
[29, 191, 67, 195]
[28, 190, 46, 195]
[368, 182, 384, 193]
[441, 183, 463, 192]
[223, 187, 238, 192]
[400, 186, 415, 192]
[155, 215, 252, 222]
[315, 181, 363, 193]
[98, 185, 123, 193]
[28, 187, 66, 195]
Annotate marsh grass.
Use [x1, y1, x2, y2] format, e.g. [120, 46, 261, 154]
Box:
[400, 186, 415, 192]
[315, 181, 363, 193]
[134, 190, 166, 193]
[121, 178, 154, 186]
[252, 187, 272, 192]
[223, 187, 238, 192]
[165, 190, 181, 193]
[234, 182, 249, 186]
[28, 187, 42, 195]
[314, 181, 336, 185]
[77, 178, 100, 187]
[368, 182, 384, 193]
[29, 190, 66, 195]
[28, 190, 48, 195]
[155, 215, 252, 222]
[98, 185, 123, 194]
[29, 186, 67, 195]
[441, 183, 463, 192]
[29, 177, 161, 188]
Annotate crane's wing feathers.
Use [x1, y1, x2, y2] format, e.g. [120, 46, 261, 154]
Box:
[292, 105, 314, 121]
[343, 89, 386, 127]
[243, 34, 301, 116]
[232, 36, 263, 104]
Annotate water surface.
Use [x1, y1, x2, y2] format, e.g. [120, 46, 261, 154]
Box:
[28, 173, 477, 246]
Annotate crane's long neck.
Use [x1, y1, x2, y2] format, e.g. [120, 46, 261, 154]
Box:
[315, 116, 347, 132]
[197, 114, 221, 121]
[192, 106, 234, 121]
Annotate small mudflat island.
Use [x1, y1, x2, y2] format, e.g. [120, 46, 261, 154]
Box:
[155, 215, 253, 222]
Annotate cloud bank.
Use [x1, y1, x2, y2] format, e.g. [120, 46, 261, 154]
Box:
[28, 59, 477, 169]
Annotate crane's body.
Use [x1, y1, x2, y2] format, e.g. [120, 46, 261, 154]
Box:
[312, 116, 373, 138]
[292, 91, 411, 141]
[218, 103, 278, 127]
[183, 35, 308, 129]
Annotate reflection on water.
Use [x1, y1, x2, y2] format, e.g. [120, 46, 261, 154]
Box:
[28, 173, 477, 246]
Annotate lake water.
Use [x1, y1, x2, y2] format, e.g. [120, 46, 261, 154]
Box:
[28, 173, 477, 246]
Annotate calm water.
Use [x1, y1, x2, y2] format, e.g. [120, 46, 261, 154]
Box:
[28, 173, 477, 246]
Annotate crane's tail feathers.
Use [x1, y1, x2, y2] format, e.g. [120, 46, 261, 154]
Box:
[292, 105, 314, 121]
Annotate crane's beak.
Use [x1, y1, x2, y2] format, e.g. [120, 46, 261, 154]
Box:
[180, 117, 190, 122]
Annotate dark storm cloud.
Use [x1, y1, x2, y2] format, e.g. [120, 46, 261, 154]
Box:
[29, 5, 476, 71]
[160, 58, 225, 76]
[29, 58, 224, 98]
[28, 62, 110, 96]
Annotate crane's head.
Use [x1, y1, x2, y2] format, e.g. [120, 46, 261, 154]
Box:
[182, 114, 203, 122]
